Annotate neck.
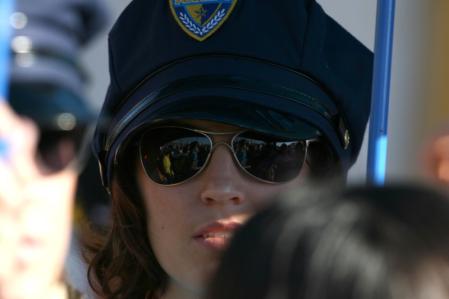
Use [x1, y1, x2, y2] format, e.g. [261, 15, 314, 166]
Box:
[159, 280, 202, 299]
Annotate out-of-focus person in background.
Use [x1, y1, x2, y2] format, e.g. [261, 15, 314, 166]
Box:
[0, 0, 108, 298]
[207, 183, 449, 299]
[8, 0, 110, 227]
[0, 103, 80, 299]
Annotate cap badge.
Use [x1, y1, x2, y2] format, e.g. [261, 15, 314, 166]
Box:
[169, 0, 238, 42]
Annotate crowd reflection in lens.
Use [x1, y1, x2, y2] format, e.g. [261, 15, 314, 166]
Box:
[156, 137, 210, 184]
[155, 134, 306, 184]
[234, 137, 306, 182]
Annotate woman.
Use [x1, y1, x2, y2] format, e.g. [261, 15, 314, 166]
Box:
[206, 183, 449, 299]
[87, 0, 373, 298]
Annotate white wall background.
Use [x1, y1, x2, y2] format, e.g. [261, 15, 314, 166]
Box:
[81, 0, 449, 183]
[320, 0, 449, 183]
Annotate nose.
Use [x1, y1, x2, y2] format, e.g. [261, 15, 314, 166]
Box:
[199, 144, 246, 206]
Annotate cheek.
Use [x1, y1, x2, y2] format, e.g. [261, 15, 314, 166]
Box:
[145, 189, 188, 239]
[246, 165, 309, 208]
[140, 183, 196, 257]
[246, 184, 288, 209]
[140, 183, 214, 288]
[137, 165, 200, 238]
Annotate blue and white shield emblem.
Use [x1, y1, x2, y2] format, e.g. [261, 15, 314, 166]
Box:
[169, 0, 238, 41]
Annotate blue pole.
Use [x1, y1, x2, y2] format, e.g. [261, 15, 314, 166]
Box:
[0, 0, 14, 102]
[367, 0, 396, 185]
[0, 0, 14, 156]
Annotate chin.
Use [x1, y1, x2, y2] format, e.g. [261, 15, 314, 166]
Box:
[200, 263, 219, 285]
[178, 260, 221, 294]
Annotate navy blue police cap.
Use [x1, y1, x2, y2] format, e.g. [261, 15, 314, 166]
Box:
[9, 0, 108, 129]
[94, 0, 373, 189]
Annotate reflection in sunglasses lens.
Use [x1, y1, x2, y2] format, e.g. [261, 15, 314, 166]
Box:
[140, 128, 211, 184]
[233, 132, 306, 183]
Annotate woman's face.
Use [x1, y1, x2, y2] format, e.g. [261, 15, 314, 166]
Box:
[137, 120, 308, 296]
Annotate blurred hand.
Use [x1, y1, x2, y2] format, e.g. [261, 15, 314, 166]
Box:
[422, 132, 449, 184]
[0, 102, 77, 299]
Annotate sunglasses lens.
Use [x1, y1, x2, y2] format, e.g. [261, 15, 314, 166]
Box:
[36, 126, 88, 174]
[233, 132, 307, 182]
[140, 128, 211, 184]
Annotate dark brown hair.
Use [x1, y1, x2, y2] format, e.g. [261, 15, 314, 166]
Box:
[83, 144, 168, 299]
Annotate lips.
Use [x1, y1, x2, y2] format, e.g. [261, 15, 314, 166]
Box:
[193, 221, 242, 250]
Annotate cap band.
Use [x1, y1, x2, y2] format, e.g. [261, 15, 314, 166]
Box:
[105, 74, 345, 152]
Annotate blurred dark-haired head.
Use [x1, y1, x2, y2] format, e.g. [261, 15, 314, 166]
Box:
[207, 183, 449, 299]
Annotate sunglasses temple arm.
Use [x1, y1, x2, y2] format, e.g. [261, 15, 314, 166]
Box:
[0, 0, 15, 157]
[366, 0, 396, 185]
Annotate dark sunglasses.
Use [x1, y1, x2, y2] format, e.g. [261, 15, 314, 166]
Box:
[139, 126, 311, 185]
[36, 125, 92, 175]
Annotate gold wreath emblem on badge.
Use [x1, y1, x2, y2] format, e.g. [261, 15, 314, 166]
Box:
[169, 0, 238, 42]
